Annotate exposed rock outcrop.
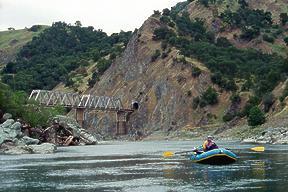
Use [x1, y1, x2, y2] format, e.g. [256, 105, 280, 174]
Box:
[52, 115, 98, 145]
[1, 142, 56, 155]
[0, 114, 98, 154]
[242, 127, 288, 144]
[87, 16, 225, 137]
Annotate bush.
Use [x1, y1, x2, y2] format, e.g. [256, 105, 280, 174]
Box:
[151, 50, 161, 62]
[284, 36, 288, 46]
[28, 25, 42, 32]
[198, 0, 209, 7]
[263, 34, 275, 43]
[191, 66, 201, 77]
[223, 113, 235, 122]
[263, 93, 274, 112]
[240, 96, 260, 117]
[230, 93, 241, 104]
[0, 83, 64, 127]
[240, 26, 260, 41]
[201, 87, 218, 105]
[162, 8, 171, 16]
[153, 27, 176, 41]
[160, 16, 171, 24]
[248, 106, 265, 126]
[216, 37, 232, 47]
[280, 13, 288, 25]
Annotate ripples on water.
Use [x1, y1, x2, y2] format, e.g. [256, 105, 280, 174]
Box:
[0, 141, 287, 192]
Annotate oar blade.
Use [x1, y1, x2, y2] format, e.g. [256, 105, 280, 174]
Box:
[251, 146, 265, 152]
[163, 151, 174, 157]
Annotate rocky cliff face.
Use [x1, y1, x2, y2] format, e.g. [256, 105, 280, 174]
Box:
[85, 0, 288, 137]
[87, 16, 230, 136]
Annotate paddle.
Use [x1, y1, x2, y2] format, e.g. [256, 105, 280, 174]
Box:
[250, 146, 265, 152]
[163, 146, 265, 157]
[163, 149, 197, 157]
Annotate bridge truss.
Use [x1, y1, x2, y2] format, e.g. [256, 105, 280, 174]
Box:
[29, 90, 134, 135]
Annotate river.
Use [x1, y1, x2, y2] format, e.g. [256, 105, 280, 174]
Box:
[0, 140, 287, 192]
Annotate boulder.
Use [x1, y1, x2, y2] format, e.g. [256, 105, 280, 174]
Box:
[3, 113, 12, 120]
[2, 143, 57, 154]
[20, 136, 40, 145]
[29, 143, 56, 154]
[242, 127, 288, 144]
[0, 119, 22, 144]
[52, 115, 98, 144]
[2, 145, 33, 155]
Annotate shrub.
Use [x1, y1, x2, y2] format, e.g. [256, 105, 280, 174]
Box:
[280, 13, 288, 26]
[240, 26, 260, 41]
[153, 27, 176, 41]
[198, 0, 209, 7]
[162, 8, 171, 16]
[216, 37, 232, 47]
[192, 96, 200, 109]
[263, 34, 275, 43]
[28, 25, 42, 32]
[223, 113, 235, 122]
[201, 87, 218, 105]
[284, 36, 288, 46]
[248, 106, 265, 126]
[191, 66, 201, 77]
[160, 16, 171, 24]
[151, 50, 161, 62]
[263, 93, 274, 112]
[240, 96, 260, 117]
[230, 93, 241, 104]
[0, 83, 64, 127]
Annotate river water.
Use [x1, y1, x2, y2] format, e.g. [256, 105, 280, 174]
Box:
[0, 140, 287, 192]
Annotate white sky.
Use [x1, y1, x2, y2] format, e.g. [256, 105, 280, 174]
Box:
[0, 0, 182, 33]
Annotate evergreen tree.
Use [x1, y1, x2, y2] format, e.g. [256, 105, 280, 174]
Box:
[248, 106, 265, 126]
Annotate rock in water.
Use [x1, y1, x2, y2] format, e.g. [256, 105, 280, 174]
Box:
[2, 143, 57, 154]
[29, 143, 57, 154]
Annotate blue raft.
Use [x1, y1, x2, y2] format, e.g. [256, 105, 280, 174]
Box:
[190, 148, 237, 165]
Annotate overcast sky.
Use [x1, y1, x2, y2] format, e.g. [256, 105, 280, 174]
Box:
[0, 0, 182, 33]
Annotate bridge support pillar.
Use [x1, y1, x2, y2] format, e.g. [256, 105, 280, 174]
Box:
[76, 108, 85, 127]
[116, 111, 131, 135]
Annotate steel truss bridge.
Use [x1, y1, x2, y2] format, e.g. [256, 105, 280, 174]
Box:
[29, 90, 134, 135]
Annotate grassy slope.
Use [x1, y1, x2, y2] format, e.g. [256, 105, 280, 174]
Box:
[0, 27, 48, 68]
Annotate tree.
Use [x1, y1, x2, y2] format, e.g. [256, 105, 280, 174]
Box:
[248, 106, 265, 126]
[198, 0, 209, 7]
[284, 36, 288, 46]
[151, 49, 161, 62]
[153, 10, 161, 17]
[162, 8, 170, 16]
[201, 87, 218, 105]
[263, 93, 274, 112]
[280, 13, 288, 26]
[75, 20, 82, 27]
[238, 0, 248, 8]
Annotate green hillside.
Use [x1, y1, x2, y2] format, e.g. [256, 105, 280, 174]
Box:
[1, 22, 132, 92]
[0, 26, 48, 69]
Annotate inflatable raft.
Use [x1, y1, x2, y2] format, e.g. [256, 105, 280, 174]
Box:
[190, 148, 237, 165]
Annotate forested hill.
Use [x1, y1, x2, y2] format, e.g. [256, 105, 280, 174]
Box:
[1, 22, 132, 92]
[0, 26, 48, 69]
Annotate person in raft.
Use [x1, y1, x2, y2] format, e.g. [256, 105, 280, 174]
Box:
[202, 135, 218, 152]
[193, 136, 218, 154]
